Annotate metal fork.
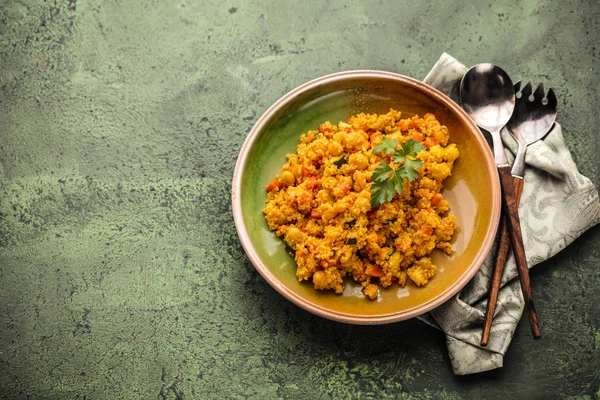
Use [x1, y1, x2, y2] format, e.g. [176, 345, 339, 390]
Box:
[508, 82, 558, 178]
[481, 82, 558, 346]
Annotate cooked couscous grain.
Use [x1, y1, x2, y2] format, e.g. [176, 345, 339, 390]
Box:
[263, 110, 458, 299]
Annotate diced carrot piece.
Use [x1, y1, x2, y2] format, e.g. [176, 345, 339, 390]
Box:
[431, 194, 442, 206]
[412, 131, 424, 142]
[310, 209, 320, 219]
[336, 182, 351, 195]
[296, 250, 307, 257]
[297, 192, 312, 203]
[266, 179, 282, 191]
[319, 123, 330, 133]
[410, 119, 418, 128]
[302, 162, 313, 176]
[370, 132, 382, 145]
[396, 120, 409, 132]
[307, 176, 318, 188]
[423, 137, 437, 148]
[421, 226, 433, 235]
[344, 127, 352, 133]
[370, 265, 383, 277]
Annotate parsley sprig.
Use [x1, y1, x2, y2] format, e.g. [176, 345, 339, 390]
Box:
[370, 138, 425, 208]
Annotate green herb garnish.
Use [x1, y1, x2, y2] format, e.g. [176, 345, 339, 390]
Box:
[333, 156, 347, 168]
[345, 218, 357, 227]
[346, 238, 357, 245]
[372, 138, 399, 155]
[370, 138, 425, 208]
[392, 139, 425, 181]
[284, 242, 295, 256]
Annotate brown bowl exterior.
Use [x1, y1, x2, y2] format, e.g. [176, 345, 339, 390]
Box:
[232, 70, 500, 324]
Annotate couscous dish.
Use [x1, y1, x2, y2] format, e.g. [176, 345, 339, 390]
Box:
[262, 110, 459, 299]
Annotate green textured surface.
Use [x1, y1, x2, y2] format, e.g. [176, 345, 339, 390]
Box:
[0, 0, 598, 399]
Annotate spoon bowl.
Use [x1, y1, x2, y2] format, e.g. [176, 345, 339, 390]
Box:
[459, 63, 516, 166]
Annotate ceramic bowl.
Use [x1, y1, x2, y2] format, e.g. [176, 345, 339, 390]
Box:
[232, 70, 500, 324]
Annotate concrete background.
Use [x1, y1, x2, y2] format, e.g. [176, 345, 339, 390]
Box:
[0, 0, 598, 398]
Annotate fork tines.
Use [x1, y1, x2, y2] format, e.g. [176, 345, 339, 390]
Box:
[513, 81, 557, 109]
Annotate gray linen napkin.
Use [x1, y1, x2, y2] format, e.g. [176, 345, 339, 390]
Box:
[417, 53, 600, 375]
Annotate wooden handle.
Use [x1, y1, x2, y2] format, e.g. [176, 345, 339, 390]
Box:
[481, 177, 525, 346]
[481, 214, 510, 346]
[497, 166, 541, 339]
[513, 177, 524, 204]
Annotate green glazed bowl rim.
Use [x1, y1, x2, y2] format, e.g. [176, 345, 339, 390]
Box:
[232, 70, 501, 324]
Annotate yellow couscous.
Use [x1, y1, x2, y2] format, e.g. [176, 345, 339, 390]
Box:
[263, 109, 459, 299]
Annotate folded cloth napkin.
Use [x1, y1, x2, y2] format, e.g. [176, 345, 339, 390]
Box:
[417, 53, 600, 375]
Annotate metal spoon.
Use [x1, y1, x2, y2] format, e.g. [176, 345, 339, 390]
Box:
[459, 63, 515, 167]
[459, 64, 542, 342]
